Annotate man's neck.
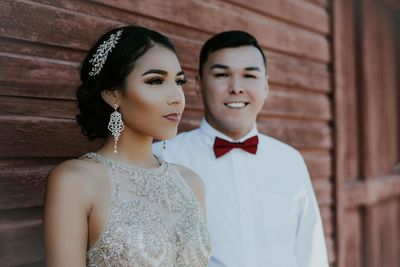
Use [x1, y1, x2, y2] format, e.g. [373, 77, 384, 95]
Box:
[203, 117, 255, 141]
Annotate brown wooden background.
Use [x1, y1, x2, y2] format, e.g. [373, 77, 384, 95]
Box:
[0, 0, 398, 266]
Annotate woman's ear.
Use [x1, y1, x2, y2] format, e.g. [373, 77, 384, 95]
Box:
[101, 89, 122, 108]
[195, 75, 202, 96]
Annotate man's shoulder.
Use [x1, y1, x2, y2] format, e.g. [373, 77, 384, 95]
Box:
[258, 133, 303, 159]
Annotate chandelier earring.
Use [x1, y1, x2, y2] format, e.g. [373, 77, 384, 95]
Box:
[108, 104, 124, 154]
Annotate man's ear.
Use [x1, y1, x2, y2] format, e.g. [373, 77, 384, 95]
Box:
[264, 76, 270, 100]
[194, 75, 202, 96]
[101, 88, 122, 108]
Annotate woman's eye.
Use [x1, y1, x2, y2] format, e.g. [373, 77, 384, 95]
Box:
[215, 73, 229, 78]
[176, 78, 187, 86]
[146, 77, 164, 85]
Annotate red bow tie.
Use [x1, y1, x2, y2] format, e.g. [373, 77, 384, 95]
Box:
[213, 136, 259, 158]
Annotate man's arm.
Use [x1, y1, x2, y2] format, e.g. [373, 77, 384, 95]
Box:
[295, 156, 329, 267]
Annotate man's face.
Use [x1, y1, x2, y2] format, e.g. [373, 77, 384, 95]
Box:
[200, 45, 268, 140]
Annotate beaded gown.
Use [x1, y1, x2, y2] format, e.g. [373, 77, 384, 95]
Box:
[83, 152, 211, 267]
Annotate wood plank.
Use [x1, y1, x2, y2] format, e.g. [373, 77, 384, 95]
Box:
[380, 199, 400, 267]
[344, 175, 400, 208]
[17, 261, 45, 267]
[0, 53, 79, 100]
[258, 117, 332, 150]
[0, 115, 102, 158]
[302, 0, 330, 9]
[302, 150, 332, 179]
[0, 36, 86, 63]
[266, 50, 331, 92]
[365, 204, 381, 267]
[344, 210, 362, 267]
[217, 0, 330, 34]
[381, 0, 400, 10]
[0, 95, 77, 119]
[0, 207, 44, 266]
[361, 0, 388, 179]
[381, 8, 399, 172]
[0, 159, 68, 210]
[0, 162, 54, 210]
[387, 199, 400, 266]
[263, 86, 331, 120]
[0, 0, 115, 51]
[332, 0, 361, 265]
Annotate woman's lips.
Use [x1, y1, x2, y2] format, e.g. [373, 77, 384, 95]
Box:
[163, 113, 181, 122]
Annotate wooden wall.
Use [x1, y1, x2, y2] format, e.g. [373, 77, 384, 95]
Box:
[333, 0, 400, 266]
[0, 0, 334, 266]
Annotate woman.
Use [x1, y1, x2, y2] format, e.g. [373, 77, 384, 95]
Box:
[44, 26, 211, 266]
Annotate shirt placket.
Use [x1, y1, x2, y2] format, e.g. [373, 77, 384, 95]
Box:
[231, 150, 252, 266]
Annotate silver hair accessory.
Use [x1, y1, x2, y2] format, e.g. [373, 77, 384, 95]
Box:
[89, 29, 123, 76]
[108, 104, 124, 154]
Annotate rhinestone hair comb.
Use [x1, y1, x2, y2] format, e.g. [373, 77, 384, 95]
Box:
[88, 29, 123, 76]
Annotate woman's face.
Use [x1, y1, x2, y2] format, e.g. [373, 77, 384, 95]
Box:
[119, 44, 185, 140]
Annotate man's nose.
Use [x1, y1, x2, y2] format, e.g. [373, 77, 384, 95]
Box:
[228, 76, 244, 94]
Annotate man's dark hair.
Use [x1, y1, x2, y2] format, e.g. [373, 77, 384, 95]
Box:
[199, 30, 267, 78]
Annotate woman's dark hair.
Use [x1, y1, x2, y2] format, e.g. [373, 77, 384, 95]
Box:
[198, 30, 266, 78]
[76, 25, 176, 139]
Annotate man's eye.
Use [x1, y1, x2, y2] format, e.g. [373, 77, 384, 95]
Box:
[146, 78, 164, 85]
[176, 78, 187, 86]
[244, 74, 256, 79]
[215, 73, 229, 78]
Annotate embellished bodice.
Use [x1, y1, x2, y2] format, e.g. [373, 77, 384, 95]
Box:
[84, 152, 211, 267]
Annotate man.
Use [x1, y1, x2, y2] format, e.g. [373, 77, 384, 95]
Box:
[154, 31, 329, 267]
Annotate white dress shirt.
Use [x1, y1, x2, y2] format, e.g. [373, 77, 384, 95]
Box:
[153, 119, 329, 267]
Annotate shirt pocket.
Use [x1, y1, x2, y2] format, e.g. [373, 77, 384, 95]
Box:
[262, 194, 299, 245]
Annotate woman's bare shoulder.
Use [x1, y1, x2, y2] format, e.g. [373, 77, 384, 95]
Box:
[46, 158, 107, 200]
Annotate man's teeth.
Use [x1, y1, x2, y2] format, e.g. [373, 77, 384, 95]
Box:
[226, 102, 246, 108]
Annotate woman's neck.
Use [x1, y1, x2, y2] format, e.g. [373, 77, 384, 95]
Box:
[96, 128, 159, 168]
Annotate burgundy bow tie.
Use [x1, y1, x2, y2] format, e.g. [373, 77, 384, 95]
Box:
[213, 136, 259, 158]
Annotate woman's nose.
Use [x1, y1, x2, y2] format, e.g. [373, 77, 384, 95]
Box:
[167, 84, 185, 105]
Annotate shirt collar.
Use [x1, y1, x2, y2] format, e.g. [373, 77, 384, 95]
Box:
[199, 118, 259, 147]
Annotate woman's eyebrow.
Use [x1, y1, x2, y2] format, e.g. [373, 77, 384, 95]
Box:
[176, 70, 185, 76]
[141, 69, 168, 76]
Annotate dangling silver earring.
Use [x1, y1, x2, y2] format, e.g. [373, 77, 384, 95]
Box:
[108, 104, 124, 154]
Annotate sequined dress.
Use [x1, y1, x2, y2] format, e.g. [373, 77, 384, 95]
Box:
[83, 152, 211, 267]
